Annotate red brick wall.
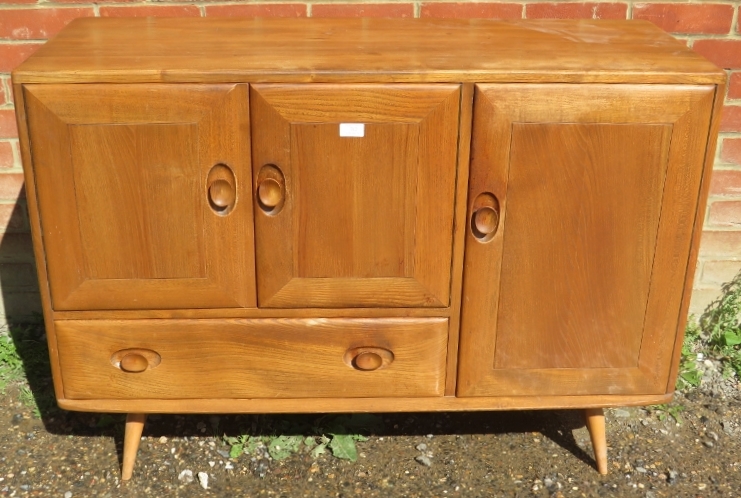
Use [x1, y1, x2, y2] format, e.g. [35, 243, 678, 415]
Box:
[0, 0, 739, 322]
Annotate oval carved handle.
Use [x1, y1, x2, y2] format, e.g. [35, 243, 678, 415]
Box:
[209, 179, 236, 209]
[258, 178, 283, 209]
[111, 348, 161, 373]
[120, 353, 149, 373]
[473, 206, 499, 237]
[354, 352, 383, 371]
[344, 347, 394, 372]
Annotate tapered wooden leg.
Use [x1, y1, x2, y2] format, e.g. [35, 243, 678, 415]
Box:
[122, 413, 147, 481]
[584, 408, 608, 475]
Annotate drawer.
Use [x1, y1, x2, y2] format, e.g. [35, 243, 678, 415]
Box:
[55, 318, 448, 399]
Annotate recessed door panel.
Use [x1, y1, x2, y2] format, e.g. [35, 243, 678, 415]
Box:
[24, 84, 256, 310]
[251, 84, 460, 308]
[457, 83, 715, 397]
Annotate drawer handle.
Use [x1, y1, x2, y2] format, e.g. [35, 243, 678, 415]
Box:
[120, 353, 149, 373]
[209, 179, 236, 210]
[344, 347, 394, 371]
[354, 352, 383, 371]
[111, 348, 161, 373]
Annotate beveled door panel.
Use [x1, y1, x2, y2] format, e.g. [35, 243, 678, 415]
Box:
[24, 84, 255, 310]
[457, 84, 715, 396]
[251, 84, 460, 308]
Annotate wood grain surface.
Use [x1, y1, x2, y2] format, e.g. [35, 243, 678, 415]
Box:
[12, 18, 724, 85]
[457, 83, 715, 397]
[251, 84, 460, 308]
[23, 83, 256, 310]
[56, 318, 448, 399]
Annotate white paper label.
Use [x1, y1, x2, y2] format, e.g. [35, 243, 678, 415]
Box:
[339, 123, 365, 137]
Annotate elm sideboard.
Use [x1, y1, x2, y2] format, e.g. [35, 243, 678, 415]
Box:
[12, 17, 725, 480]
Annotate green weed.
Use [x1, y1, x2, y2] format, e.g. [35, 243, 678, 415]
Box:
[700, 270, 741, 379]
[224, 413, 382, 463]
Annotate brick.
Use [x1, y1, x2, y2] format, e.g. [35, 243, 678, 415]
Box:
[0, 291, 43, 321]
[206, 4, 306, 18]
[0, 109, 18, 139]
[688, 287, 722, 316]
[312, 3, 413, 18]
[720, 105, 741, 132]
[0, 0, 40, 4]
[692, 40, 741, 70]
[0, 173, 24, 200]
[526, 3, 627, 20]
[49, 0, 135, 3]
[0, 233, 35, 263]
[710, 169, 741, 195]
[721, 138, 741, 165]
[0, 142, 14, 169]
[730, 73, 741, 100]
[0, 204, 25, 231]
[0, 43, 42, 72]
[0, 8, 94, 40]
[421, 2, 522, 19]
[99, 5, 201, 18]
[698, 230, 741, 257]
[632, 4, 733, 35]
[702, 260, 741, 285]
[708, 201, 741, 227]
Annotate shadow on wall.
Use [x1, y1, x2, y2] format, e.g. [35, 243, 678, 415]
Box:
[0, 198, 43, 326]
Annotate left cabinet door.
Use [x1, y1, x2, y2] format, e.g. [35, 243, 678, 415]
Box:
[24, 84, 256, 310]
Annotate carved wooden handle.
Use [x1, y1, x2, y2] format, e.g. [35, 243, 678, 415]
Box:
[120, 353, 149, 373]
[209, 179, 236, 209]
[473, 206, 499, 236]
[353, 351, 383, 371]
[258, 178, 283, 208]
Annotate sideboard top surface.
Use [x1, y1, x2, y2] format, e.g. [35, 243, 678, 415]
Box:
[12, 18, 724, 84]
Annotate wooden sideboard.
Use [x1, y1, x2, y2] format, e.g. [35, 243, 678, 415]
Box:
[12, 17, 725, 480]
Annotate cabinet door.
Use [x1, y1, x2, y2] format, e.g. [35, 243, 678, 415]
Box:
[457, 84, 715, 397]
[251, 84, 460, 308]
[25, 84, 255, 310]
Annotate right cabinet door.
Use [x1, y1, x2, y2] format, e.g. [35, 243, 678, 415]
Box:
[457, 84, 715, 397]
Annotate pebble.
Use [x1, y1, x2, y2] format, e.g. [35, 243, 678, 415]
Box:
[636, 467, 647, 473]
[702, 440, 714, 448]
[158, 436, 168, 444]
[64, 492, 72, 498]
[217, 449, 230, 458]
[667, 470, 679, 484]
[613, 409, 631, 418]
[197, 472, 209, 490]
[426, 434, 434, 439]
[11, 414, 23, 425]
[178, 469, 193, 484]
[708, 431, 719, 441]
[415, 443, 427, 452]
[415, 455, 432, 467]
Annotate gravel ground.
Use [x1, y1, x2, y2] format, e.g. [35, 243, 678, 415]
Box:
[1, 328, 740, 497]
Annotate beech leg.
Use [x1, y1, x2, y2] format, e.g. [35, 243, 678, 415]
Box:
[122, 413, 147, 481]
[584, 408, 608, 475]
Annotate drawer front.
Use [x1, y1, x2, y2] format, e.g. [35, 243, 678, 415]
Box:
[56, 318, 448, 399]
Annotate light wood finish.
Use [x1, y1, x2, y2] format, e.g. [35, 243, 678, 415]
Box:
[444, 83, 474, 395]
[122, 413, 147, 481]
[52, 307, 452, 320]
[251, 84, 460, 308]
[585, 409, 608, 475]
[457, 83, 715, 397]
[667, 82, 728, 391]
[58, 392, 674, 414]
[23, 83, 255, 310]
[12, 19, 725, 479]
[12, 18, 724, 85]
[56, 318, 448, 399]
[12, 83, 65, 402]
